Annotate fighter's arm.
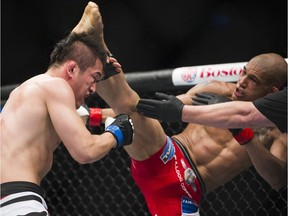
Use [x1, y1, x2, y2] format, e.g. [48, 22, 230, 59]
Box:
[44, 78, 131, 163]
[137, 91, 275, 128]
[137, 80, 237, 123]
[77, 105, 115, 126]
[242, 130, 287, 190]
[182, 101, 276, 128]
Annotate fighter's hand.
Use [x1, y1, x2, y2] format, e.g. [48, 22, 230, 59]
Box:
[105, 114, 134, 148]
[102, 55, 122, 80]
[192, 92, 231, 105]
[136, 92, 184, 122]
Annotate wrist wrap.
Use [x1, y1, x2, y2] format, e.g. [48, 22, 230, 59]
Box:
[89, 108, 102, 127]
[232, 128, 254, 145]
[105, 125, 124, 148]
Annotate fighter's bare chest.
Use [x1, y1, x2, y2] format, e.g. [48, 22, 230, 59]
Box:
[177, 126, 235, 162]
[190, 126, 233, 146]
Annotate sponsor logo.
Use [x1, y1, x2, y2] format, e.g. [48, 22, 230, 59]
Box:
[181, 69, 197, 83]
[181, 196, 198, 214]
[181, 159, 197, 192]
[160, 137, 175, 164]
[173, 63, 245, 86]
[174, 154, 193, 200]
[199, 67, 243, 78]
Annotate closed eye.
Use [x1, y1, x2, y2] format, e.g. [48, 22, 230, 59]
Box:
[93, 72, 104, 83]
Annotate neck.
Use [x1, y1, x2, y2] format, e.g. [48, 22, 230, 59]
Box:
[46, 68, 65, 79]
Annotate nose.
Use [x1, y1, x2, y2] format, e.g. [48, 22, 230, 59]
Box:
[89, 83, 96, 94]
[237, 75, 248, 88]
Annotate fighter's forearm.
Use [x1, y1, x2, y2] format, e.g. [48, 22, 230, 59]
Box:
[182, 101, 274, 129]
[243, 138, 287, 190]
[101, 108, 115, 122]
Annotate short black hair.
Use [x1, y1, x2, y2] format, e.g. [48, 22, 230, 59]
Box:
[49, 32, 107, 71]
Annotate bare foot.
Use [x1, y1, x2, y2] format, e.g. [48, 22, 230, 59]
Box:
[72, 1, 110, 54]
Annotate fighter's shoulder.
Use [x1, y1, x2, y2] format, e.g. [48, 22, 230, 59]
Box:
[19, 76, 73, 104]
[40, 76, 73, 97]
[187, 80, 235, 96]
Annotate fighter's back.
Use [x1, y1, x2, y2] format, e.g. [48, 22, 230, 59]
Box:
[1, 74, 61, 184]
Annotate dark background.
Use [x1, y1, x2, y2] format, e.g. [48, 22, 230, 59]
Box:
[1, 0, 287, 86]
[1, 2, 287, 215]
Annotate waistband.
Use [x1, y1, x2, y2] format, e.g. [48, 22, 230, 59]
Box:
[172, 138, 206, 195]
[1, 181, 46, 198]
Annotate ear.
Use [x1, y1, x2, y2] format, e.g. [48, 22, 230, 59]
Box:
[271, 86, 279, 93]
[65, 61, 77, 78]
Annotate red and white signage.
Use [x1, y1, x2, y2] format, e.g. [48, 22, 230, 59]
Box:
[172, 62, 246, 86]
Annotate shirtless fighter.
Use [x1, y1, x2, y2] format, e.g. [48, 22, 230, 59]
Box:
[97, 52, 287, 216]
[0, 2, 133, 215]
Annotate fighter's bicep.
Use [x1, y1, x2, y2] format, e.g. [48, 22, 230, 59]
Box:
[45, 80, 75, 123]
[44, 80, 89, 144]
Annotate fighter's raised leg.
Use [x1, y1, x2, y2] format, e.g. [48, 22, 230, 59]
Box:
[96, 57, 167, 161]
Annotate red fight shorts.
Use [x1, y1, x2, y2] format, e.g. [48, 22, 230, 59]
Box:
[131, 136, 206, 216]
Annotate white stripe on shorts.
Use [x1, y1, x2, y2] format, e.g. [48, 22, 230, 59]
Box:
[1, 191, 49, 216]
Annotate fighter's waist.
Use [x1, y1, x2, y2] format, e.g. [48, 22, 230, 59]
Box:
[1, 181, 45, 198]
[171, 138, 206, 195]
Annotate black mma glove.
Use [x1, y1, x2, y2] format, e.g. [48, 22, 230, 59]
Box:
[105, 114, 134, 148]
[192, 92, 254, 145]
[192, 92, 231, 105]
[102, 54, 118, 80]
[102, 62, 118, 80]
[136, 92, 184, 122]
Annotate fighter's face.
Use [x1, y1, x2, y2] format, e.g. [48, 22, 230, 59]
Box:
[73, 58, 104, 108]
[232, 63, 273, 101]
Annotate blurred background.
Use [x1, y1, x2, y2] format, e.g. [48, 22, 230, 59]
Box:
[2, 0, 287, 86]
